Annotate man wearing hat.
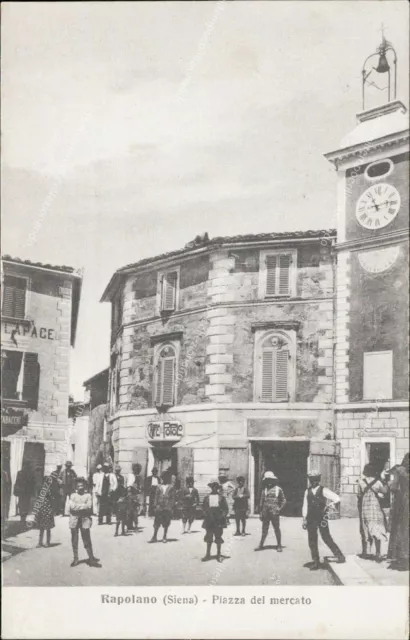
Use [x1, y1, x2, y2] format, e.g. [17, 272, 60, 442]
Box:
[60, 461, 77, 516]
[256, 471, 286, 552]
[302, 470, 345, 570]
[201, 479, 229, 563]
[92, 464, 103, 516]
[95, 462, 118, 525]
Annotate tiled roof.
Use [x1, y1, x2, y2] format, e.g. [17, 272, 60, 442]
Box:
[2, 255, 77, 274]
[116, 229, 336, 273]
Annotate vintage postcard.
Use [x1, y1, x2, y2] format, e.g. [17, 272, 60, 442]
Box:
[1, 1, 409, 639]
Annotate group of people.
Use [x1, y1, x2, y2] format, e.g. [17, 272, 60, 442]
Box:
[358, 453, 409, 571]
[11, 453, 409, 573]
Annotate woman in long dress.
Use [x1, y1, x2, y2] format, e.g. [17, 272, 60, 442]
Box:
[35, 472, 60, 548]
[387, 453, 409, 571]
[357, 464, 389, 562]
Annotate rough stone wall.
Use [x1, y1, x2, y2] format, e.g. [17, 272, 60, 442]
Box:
[230, 300, 333, 403]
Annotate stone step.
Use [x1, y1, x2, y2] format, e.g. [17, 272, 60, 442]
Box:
[326, 555, 376, 585]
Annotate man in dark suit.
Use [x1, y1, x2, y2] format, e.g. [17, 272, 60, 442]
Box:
[144, 467, 160, 517]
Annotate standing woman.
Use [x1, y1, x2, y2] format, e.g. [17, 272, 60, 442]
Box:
[387, 453, 409, 571]
[35, 471, 60, 548]
[357, 464, 389, 562]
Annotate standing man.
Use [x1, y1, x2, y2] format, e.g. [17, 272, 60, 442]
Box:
[145, 467, 160, 517]
[53, 463, 63, 515]
[256, 472, 286, 551]
[149, 471, 176, 544]
[202, 479, 229, 563]
[179, 476, 199, 534]
[92, 464, 103, 516]
[68, 477, 101, 567]
[96, 462, 118, 525]
[60, 461, 77, 516]
[302, 469, 345, 570]
[232, 476, 251, 537]
[13, 462, 35, 523]
[126, 463, 142, 493]
[218, 470, 235, 519]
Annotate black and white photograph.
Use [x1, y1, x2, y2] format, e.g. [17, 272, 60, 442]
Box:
[1, 1, 409, 638]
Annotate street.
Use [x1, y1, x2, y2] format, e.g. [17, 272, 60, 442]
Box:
[3, 515, 335, 586]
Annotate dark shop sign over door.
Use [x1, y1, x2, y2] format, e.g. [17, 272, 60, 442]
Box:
[147, 420, 184, 442]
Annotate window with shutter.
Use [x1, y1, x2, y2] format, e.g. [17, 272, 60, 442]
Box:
[258, 334, 291, 402]
[22, 353, 40, 409]
[262, 251, 294, 297]
[155, 345, 176, 406]
[160, 271, 178, 312]
[2, 276, 27, 319]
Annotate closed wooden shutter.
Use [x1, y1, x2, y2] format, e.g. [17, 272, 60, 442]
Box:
[265, 254, 291, 296]
[23, 352, 40, 409]
[162, 272, 178, 311]
[275, 349, 289, 400]
[162, 356, 175, 405]
[261, 350, 274, 401]
[278, 254, 291, 295]
[2, 276, 26, 318]
[265, 256, 277, 295]
[155, 360, 163, 405]
[309, 441, 341, 519]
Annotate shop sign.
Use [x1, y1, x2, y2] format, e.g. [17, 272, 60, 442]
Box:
[1, 408, 28, 436]
[147, 420, 184, 441]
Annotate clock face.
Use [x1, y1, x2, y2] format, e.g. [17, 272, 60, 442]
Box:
[356, 183, 400, 230]
[358, 246, 400, 274]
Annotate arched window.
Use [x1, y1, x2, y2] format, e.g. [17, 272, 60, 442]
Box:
[256, 333, 293, 402]
[154, 344, 176, 407]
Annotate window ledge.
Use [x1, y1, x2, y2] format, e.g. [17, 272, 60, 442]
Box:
[251, 321, 300, 332]
[150, 331, 183, 346]
[2, 316, 31, 326]
[2, 398, 29, 408]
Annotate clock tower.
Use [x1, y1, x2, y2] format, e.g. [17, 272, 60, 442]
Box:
[325, 35, 409, 516]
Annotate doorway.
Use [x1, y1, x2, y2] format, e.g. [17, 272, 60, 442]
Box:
[22, 442, 45, 499]
[252, 440, 309, 516]
[152, 443, 179, 485]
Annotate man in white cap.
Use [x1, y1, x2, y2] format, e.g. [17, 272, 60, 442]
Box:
[256, 471, 286, 552]
[302, 470, 345, 570]
[92, 464, 103, 516]
[201, 479, 229, 563]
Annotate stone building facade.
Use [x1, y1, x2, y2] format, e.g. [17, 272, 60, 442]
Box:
[101, 231, 338, 515]
[1, 256, 82, 515]
[325, 100, 409, 515]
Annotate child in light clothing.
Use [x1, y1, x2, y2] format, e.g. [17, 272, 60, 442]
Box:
[256, 471, 286, 552]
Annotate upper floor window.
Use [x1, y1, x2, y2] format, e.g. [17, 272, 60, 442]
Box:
[254, 332, 295, 402]
[154, 344, 177, 407]
[157, 269, 180, 313]
[363, 350, 393, 400]
[258, 250, 296, 298]
[109, 353, 121, 414]
[2, 275, 27, 319]
[1, 350, 40, 409]
[111, 291, 123, 338]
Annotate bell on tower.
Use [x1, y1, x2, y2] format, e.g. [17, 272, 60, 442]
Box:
[362, 27, 397, 110]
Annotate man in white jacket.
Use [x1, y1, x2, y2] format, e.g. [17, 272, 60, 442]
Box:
[92, 464, 103, 516]
[95, 463, 118, 525]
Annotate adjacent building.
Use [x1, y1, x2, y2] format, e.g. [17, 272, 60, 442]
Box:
[101, 231, 337, 515]
[1, 256, 82, 515]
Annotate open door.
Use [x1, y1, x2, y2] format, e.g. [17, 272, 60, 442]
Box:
[309, 440, 341, 519]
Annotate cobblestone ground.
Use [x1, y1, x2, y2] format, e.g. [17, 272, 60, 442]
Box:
[3, 516, 335, 587]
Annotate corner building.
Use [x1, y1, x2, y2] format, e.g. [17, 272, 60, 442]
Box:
[102, 230, 338, 515]
[1, 256, 82, 515]
[325, 100, 409, 515]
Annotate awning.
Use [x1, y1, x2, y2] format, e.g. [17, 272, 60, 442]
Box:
[173, 434, 218, 449]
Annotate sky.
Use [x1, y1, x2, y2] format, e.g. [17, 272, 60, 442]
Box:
[2, 1, 409, 399]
